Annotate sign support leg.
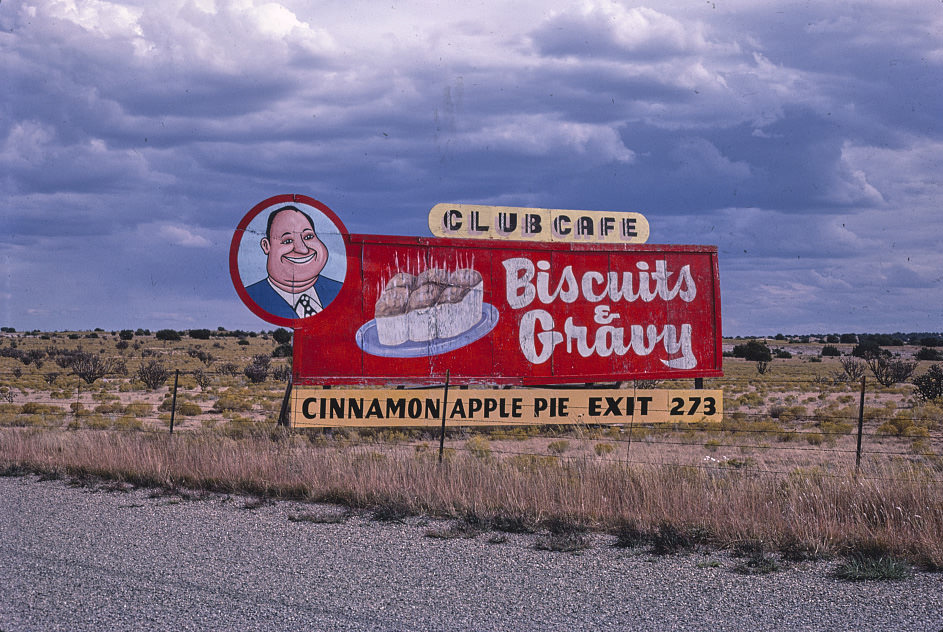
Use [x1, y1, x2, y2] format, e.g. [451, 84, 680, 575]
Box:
[278, 373, 293, 427]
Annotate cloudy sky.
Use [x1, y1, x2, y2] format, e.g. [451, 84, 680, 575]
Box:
[2, 0, 941, 336]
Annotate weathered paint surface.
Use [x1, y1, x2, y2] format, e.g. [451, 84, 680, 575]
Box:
[292, 235, 722, 385]
[292, 387, 723, 427]
[429, 203, 649, 244]
[231, 195, 722, 387]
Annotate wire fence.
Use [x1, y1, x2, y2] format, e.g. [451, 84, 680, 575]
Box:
[1, 355, 942, 482]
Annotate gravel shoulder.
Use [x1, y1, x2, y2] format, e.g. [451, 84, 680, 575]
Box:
[0, 475, 941, 632]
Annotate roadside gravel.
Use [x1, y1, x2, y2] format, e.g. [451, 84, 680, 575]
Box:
[0, 475, 941, 631]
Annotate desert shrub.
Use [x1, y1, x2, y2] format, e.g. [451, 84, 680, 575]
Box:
[876, 413, 928, 438]
[93, 402, 124, 414]
[736, 392, 764, 408]
[188, 329, 212, 340]
[271, 364, 291, 382]
[466, 436, 492, 460]
[69, 352, 114, 385]
[4, 413, 46, 427]
[193, 368, 212, 391]
[244, 355, 271, 383]
[83, 414, 111, 430]
[112, 415, 144, 431]
[187, 349, 215, 365]
[876, 417, 911, 437]
[137, 359, 171, 390]
[594, 442, 615, 456]
[272, 328, 293, 345]
[732, 340, 773, 362]
[216, 362, 240, 377]
[118, 330, 134, 340]
[20, 402, 65, 415]
[915, 348, 943, 361]
[124, 402, 152, 417]
[110, 359, 128, 377]
[780, 405, 806, 422]
[214, 394, 252, 412]
[869, 358, 917, 387]
[819, 420, 853, 436]
[177, 402, 203, 416]
[912, 364, 943, 402]
[155, 329, 181, 341]
[272, 344, 292, 358]
[547, 440, 570, 454]
[768, 404, 805, 422]
[20, 349, 47, 367]
[821, 345, 841, 357]
[840, 357, 866, 381]
[852, 340, 889, 359]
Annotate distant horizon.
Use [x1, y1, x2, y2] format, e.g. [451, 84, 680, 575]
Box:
[3, 326, 941, 342]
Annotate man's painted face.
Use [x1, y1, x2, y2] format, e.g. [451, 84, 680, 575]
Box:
[261, 209, 329, 292]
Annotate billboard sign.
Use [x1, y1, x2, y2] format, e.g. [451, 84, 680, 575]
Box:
[231, 195, 722, 386]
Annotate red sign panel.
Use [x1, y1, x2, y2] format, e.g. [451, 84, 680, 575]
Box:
[293, 235, 721, 385]
[230, 195, 722, 386]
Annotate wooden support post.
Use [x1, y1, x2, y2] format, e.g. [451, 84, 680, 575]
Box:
[277, 373, 293, 427]
[438, 371, 450, 465]
[169, 369, 179, 435]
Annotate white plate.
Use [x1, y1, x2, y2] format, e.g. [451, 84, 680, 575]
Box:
[356, 304, 499, 358]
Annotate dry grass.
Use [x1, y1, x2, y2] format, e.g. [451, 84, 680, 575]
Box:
[2, 427, 942, 568]
[2, 331, 942, 567]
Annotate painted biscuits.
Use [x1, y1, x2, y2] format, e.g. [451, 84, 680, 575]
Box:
[374, 267, 483, 346]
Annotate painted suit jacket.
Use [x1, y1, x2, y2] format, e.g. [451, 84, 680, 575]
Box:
[245, 276, 343, 320]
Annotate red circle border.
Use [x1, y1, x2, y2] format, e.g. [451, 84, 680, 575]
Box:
[229, 194, 350, 328]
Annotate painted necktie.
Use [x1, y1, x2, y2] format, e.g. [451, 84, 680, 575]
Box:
[297, 295, 316, 317]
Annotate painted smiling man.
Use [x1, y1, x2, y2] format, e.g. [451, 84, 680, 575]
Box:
[246, 206, 343, 319]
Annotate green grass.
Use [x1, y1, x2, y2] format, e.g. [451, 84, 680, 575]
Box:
[834, 554, 912, 581]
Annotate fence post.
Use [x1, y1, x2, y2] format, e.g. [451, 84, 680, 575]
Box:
[169, 369, 179, 435]
[855, 376, 866, 474]
[438, 370, 450, 464]
[626, 417, 634, 463]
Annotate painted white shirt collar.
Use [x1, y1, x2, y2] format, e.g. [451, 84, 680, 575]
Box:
[267, 279, 322, 317]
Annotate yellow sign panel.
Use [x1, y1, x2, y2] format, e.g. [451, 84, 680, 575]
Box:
[292, 388, 721, 427]
[428, 204, 650, 244]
